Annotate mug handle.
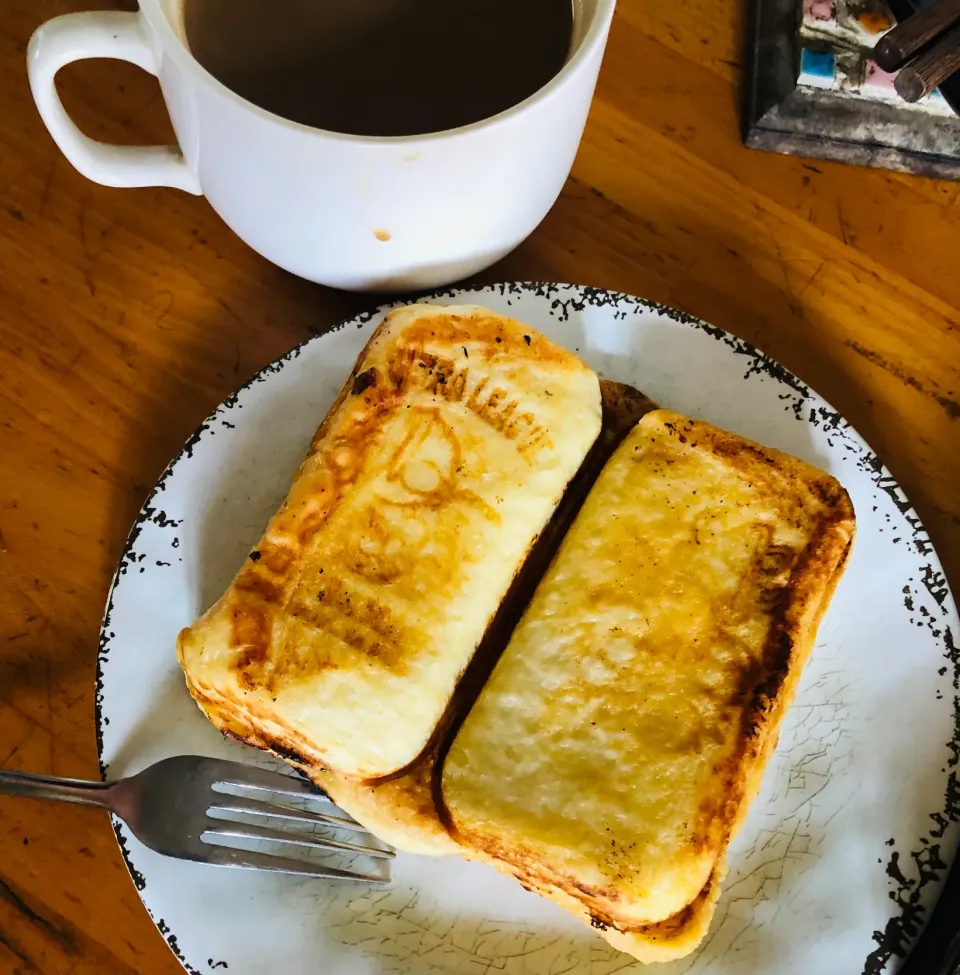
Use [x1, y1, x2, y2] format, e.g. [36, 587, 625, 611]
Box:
[27, 11, 201, 194]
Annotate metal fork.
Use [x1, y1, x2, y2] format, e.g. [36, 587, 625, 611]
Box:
[0, 755, 393, 883]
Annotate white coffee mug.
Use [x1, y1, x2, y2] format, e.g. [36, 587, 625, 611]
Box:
[27, 0, 615, 292]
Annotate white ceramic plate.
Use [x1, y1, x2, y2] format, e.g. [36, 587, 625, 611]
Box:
[97, 284, 960, 975]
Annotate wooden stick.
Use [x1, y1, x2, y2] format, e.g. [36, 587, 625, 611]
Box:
[874, 0, 960, 72]
[894, 22, 960, 101]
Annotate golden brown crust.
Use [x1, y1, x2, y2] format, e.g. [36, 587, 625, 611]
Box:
[309, 752, 459, 857]
[668, 413, 857, 862]
[476, 854, 727, 963]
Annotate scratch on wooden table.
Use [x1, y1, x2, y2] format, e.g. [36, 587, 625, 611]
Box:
[0, 924, 38, 972]
[0, 698, 52, 737]
[144, 290, 174, 329]
[799, 259, 829, 300]
[837, 202, 852, 247]
[0, 874, 78, 955]
[845, 339, 960, 420]
[0, 731, 29, 769]
[759, 211, 803, 318]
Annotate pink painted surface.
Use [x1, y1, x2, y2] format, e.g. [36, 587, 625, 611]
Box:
[863, 60, 898, 91]
[803, 0, 836, 20]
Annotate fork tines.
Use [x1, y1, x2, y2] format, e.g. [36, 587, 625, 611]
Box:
[199, 758, 393, 883]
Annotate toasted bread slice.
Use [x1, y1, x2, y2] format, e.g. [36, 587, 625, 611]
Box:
[442, 410, 855, 936]
[178, 304, 602, 779]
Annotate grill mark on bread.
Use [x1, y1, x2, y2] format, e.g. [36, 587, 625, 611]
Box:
[384, 339, 552, 457]
[229, 391, 407, 687]
[217, 717, 315, 769]
[232, 605, 271, 689]
[227, 335, 546, 691]
[288, 577, 410, 674]
[427, 362, 550, 457]
[233, 568, 284, 604]
[378, 407, 497, 520]
[256, 541, 296, 574]
[351, 368, 377, 395]
[400, 313, 573, 367]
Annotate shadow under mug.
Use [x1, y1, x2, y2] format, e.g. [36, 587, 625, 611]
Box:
[27, 0, 616, 292]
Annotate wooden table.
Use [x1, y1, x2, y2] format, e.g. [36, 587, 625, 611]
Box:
[1, 1, 958, 972]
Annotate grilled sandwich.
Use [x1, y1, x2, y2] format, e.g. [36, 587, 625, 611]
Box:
[178, 305, 856, 964]
[178, 304, 602, 779]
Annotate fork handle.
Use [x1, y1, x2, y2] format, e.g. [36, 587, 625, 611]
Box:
[0, 769, 115, 810]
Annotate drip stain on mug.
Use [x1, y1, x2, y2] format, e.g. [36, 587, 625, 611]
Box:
[182, 0, 574, 137]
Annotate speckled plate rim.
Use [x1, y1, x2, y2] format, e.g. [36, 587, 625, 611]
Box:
[94, 282, 960, 975]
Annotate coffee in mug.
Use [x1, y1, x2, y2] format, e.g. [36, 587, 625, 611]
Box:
[180, 0, 574, 137]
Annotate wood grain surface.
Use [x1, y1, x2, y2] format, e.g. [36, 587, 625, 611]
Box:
[1, 1, 959, 972]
